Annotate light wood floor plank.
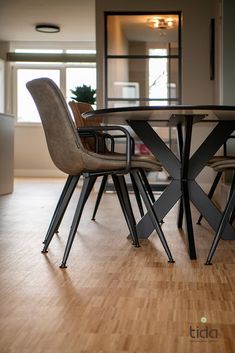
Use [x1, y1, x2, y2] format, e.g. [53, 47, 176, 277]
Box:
[0, 178, 235, 353]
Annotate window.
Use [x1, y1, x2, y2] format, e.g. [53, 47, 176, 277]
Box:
[149, 48, 168, 105]
[17, 68, 60, 123]
[66, 67, 96, 102]
[12, 46, 96, 123]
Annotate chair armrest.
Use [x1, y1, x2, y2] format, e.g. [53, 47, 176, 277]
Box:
[77, 128, 115, 153]
[104, 134, 135, 154]
[78, 128, 135, 154]
[77, 128, 100, 152]
[78, 126, 132, 175]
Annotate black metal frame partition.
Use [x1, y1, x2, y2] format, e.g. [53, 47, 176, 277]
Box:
[104, 11, 182, 191]
[104, 11, 182, 107]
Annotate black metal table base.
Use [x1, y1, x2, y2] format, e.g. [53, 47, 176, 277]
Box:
[128, 119, 235, 260]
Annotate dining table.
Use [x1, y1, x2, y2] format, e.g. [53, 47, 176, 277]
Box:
[83, 105, 235, 260]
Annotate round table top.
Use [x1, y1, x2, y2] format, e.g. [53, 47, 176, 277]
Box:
[82, 105, 235, 126]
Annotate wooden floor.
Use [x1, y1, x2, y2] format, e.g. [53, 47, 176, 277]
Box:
[0, 178, 235, 353]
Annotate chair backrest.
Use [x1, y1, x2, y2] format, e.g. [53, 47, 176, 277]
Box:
[69, 100, 103, 151]
[26, 78, 85, 175]
[69, 101, 96, 127]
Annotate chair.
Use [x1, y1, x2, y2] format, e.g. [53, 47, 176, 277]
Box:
[43, 105, 158, 245]
[205, 158, 235, 265]
[197, 136, 235, 225]
[27, 78, 174, 268]
[69, 100, 156, 220]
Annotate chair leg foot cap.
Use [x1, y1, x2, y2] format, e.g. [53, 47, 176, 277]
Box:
[132, 242, 140, 247]
[205, 261, 212, 265]
[168, 259, 175, 263]
[60, 264, 67, 269]
[41, 249, 48, 253]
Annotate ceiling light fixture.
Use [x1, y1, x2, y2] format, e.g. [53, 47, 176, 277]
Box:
[35, 24, 60, 33]
[147, 17, 176, 30]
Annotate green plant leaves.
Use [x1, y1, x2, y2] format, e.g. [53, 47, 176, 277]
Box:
[70, 84, 96, 104]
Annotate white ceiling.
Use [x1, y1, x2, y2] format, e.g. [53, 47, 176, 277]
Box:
[0, 0, 96, 42]
[0, 1, 179, 46]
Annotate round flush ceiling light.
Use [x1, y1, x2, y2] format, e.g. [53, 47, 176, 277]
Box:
[35, 24, 60, 33]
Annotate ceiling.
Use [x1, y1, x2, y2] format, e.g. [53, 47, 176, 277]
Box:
[0, 1, 178, 45]
[0, 0, 96, 42]
[119, 15, 179, 43]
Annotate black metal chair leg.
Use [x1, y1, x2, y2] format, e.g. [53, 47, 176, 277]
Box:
[42, 175, 73, 243]
[118, 175, 140, 247]
[228, 172, 235, 199]
[177, 197, 184, 228]
[131, 170, 174, 263]
[139, 168, 155, 204]
[91, 175, 108, 220]
[181, 181, 196, 260]
[197, 171, 222, 225]
[205, 189, 235, 265]
[60, 176, 97, 268]
[130, 173, 144, 217]
[229, 173, 235, 224]
[139, 169, 164, 222]
[50, 175, 80, 238]
[42, 175, 80, 251]
[112, 175, 132, 239]
[112, 175, 140, 247]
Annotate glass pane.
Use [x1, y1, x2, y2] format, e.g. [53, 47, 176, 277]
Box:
[107, 58, 179, 102]
[169, 58, 179, 100]
[148, 100, 179, 106]
[66, 49, 96, 54]
[149, 57, 179, 101]
[17, 69, 60, 123]
[149, 50, 168, 101]
[107, 14, 179, 56]
[66, 67, 96, 102]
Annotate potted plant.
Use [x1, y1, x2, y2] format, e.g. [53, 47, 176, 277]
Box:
[70, 84, 96, 105]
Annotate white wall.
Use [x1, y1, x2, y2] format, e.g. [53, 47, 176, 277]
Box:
[0, 113, 14, 194]
[14, 125, 66, 177]
[0, 59, 4, 113]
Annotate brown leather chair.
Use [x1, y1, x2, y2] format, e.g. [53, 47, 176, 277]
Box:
[26, 78, 174, 268]
[205, 158, 235, 264]
[69, 101, 102, 152]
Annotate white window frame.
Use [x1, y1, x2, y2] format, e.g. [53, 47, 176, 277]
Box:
[9, 41, 96, 126]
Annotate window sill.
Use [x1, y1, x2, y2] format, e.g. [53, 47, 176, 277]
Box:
[15, 122, 42, 127]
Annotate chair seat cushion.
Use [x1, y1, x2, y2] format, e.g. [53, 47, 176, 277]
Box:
[82, 150, 162, 173]
[208, 155, 235, 166]
[210, 158, 235, 172]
